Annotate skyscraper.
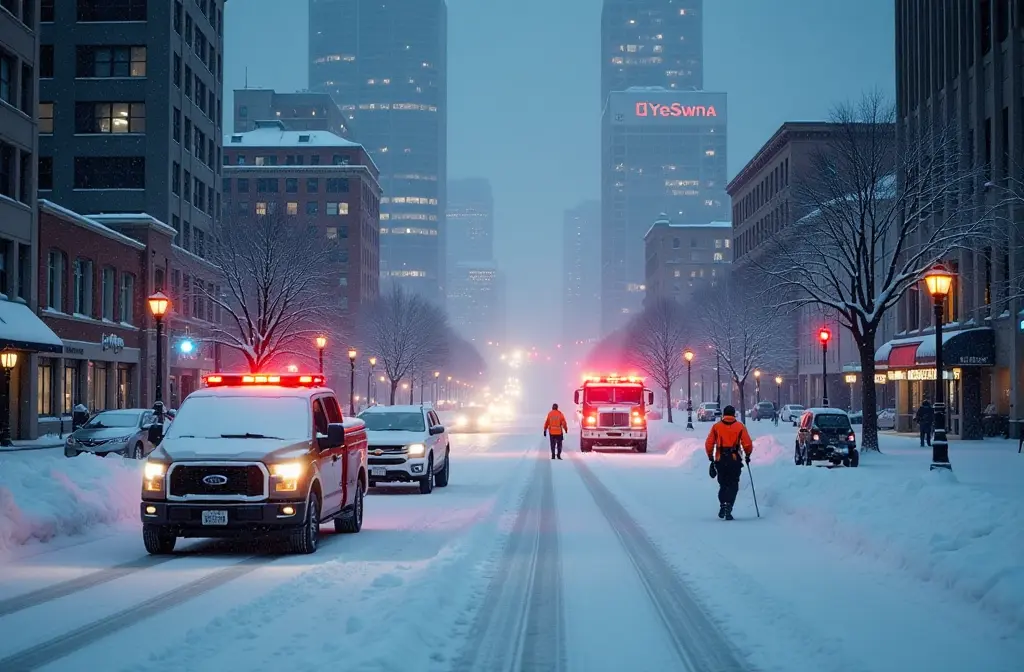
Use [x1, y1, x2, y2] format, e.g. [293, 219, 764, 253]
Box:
[563, 201, 601, 345]
[446, 179, 499, 344]
[446, 178, 493, 268]
[600, 88, 727, 332]
[309, 0, 448, 304]
[601, 0, 703, 104]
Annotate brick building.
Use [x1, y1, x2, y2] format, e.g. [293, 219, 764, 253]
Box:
[643, 215, 732, 307]
[222, 121, 382, 314]
[36, 200, 175, 433]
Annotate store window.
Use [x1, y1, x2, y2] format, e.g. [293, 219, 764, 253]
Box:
[117, 366, 132, 408]
[38, 359, 54, 417]
[63, 364, 79, 414]
[90, 362, 108, 411]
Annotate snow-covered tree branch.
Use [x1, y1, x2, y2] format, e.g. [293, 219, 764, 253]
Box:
[753, 92, 995, 450]
[626, 299, 692, 423]
[190, 210, 338, 373]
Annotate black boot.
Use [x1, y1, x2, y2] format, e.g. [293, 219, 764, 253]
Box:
[557, 454, 562, 459]
[724, 503, 734, 521]
[718, 503, 727, 519]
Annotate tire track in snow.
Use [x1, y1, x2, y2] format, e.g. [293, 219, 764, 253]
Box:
[572, 454, 749, 672]
[452, 455, 566, 672]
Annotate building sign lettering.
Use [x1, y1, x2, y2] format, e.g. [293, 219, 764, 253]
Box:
[956, 355, 990, 366]
[63, 345, 85, 356]
[101, 334, 125, 354]
[635, 102, 718, 118]
[874, 374, 888, 384]
[893, 368, 961, 381]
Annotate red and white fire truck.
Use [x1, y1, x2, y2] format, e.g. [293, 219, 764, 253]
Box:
[573, 375, 654, 453]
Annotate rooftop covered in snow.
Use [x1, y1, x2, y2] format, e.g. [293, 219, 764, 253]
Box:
[225, 120, 360, 148]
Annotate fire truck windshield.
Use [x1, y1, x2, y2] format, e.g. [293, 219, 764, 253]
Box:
[584, 386, 642, 405]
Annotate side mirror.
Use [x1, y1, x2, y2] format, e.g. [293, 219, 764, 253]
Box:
[324, 423, 345, 449]
[429, 425, 445, 436]
[573, 390, 581, 405]
[147, 424, 163, 445]
[647, 391, 655, 405]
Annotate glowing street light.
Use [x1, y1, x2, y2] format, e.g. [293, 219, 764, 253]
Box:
[818, 327, 832, 407]
[923, 263, 956, 471]
[683, 349, 694, 430]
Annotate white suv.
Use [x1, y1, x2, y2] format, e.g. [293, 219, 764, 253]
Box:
[358, 405, 450, 494]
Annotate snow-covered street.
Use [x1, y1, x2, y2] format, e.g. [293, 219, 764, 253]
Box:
[1, 417, 1022, 671]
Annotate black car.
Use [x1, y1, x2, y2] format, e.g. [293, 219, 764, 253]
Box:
[752, 401, 776, 421]
[795, 408, 860, 467]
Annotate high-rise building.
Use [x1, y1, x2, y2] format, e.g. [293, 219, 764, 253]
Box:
[643, 216, 731, 306]
[232, 88, 353, 138]
[601, 0, 703, 104]
[309, 0, 447, 304]
[562, 201, 601, 345]
[448, 262, 499, 345]
[446, 178, 493, 268]
[39, 0, 227, 403]
[600, 87, 727, 332]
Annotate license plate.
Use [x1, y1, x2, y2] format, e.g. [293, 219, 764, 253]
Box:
[607, 432, 621, 437]
[371, 467, 386, 477]
[201, 510, 228, 526]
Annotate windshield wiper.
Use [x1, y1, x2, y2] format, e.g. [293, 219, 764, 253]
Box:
[87, 423, 107, 429]
[219, 433, 285, 439]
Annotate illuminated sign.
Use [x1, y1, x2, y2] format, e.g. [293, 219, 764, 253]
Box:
[874, 374, 887, 384]
[890, 368, 961, 381]
[844, 374, 857, 384]
[635, 102, 718, 118]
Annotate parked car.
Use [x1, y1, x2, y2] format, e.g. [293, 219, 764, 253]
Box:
[848, 410, 863, 425]
[780, 404, 805, 423]
[696, 402, 720, 422]
[65, 409, 170, 459]
[877, 408, 897, 430]
[359, 405, 450, 494]
[751, 401, 776, 421]
[794, 408, 860, 467]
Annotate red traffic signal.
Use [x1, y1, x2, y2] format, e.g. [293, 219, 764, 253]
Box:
[818, 327, 832, 344]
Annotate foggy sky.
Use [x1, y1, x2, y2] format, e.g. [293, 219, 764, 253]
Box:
[224, 0, 894, 347]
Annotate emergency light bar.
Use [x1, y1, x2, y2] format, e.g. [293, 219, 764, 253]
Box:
[203, 373, 326, 387]
[581, 374, 644, 384]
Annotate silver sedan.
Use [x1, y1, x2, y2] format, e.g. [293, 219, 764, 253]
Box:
[64, 409, 169, 459]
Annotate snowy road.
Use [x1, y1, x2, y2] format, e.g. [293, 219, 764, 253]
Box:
[0, 418, 1022, 671]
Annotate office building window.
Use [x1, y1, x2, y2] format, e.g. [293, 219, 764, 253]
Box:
[306, 178, 319, 192]
[0, 53, 12, 105]
[174, 1, 182, 33]
[101, 266, 115, 319]
[237, 177, 249, 192]
[40, 45, 54, 78]
[38, 156, 53, 190]
[47, 249, 66, 310]
[173, 52, 181, 87]
[171, 161, 180, 195]
[305, 201, 318, 215]
[326, 178, 349, 193]
[286, 178, 298, 193]
[19, 63, 32, 114]
[39, 103, 54, 133]
[77, 0, 148, 21]
[119, 273, 135, 324]
[74, 157, 145, 189]
[75, 102, 146, 133]
[41, 0, 54, 21]
[287, 202, 298, 216]
[74, 258, 94, 316]
[173, 107, 181, 141]
[76, 46, 146, 77]
[0, 143, 12, 199]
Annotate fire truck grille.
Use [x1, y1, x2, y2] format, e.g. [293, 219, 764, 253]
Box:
[599, 412, 630, 428]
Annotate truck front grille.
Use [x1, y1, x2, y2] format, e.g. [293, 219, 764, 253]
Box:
[169, 465, 265, 498]
[599, 412, 630, 428]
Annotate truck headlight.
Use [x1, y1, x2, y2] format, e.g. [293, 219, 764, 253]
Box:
[270, 462, 304, 492]
[406, 443, 426, 457]
[143, 461, 166, 492]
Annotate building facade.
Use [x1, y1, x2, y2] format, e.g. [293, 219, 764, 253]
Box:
[222, 122, 382, 316]
[643, 216, 731, 306]
[39, 0, 226, 409]
[562, 200, 601, 345]
[447, 261, 499, 345]
[309, 0, 447, 304]
[601, 0, 703, 103]
[880, 0, 1024, 439]
[37, 201, 175, 432]
[601, 87, 727, 332]
[445, 178, 498, 341]
[446, 178, 493, 269]
[233, 87, 352, 138]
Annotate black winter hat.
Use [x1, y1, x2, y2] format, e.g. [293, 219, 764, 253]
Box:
[723, 405, 736, 417]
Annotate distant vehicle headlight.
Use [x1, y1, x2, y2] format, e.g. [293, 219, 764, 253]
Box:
[455, 416, 468, 427]
[478, 415, 491, 426]
[406, 443, 426, 456]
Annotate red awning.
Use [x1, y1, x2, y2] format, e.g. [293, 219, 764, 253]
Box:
[888, 343, 920, 368]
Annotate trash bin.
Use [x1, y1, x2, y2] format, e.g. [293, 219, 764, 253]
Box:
[72, 404, 90, 431]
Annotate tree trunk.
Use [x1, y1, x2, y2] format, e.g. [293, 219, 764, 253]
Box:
[409, 383, 414, 404]
[664, 386, 674, 423]
[858, 332, 881, 452]
[736, 380, 747, 422]
[389, 380, 398, 405]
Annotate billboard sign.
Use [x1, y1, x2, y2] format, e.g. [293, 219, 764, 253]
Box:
[608, 91, 727, 125]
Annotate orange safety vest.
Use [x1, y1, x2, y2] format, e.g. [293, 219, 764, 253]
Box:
[544, 410, 568, 435]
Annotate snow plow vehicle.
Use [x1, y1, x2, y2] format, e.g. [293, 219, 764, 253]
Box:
[574, 375, 655, 453]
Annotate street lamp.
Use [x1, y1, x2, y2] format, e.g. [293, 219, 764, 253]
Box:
[368, 356, 376, 407]
[347, 347, 357, 415]
[147, 291, 171, 423]
[715, 349, 722, 410]
[683, 349, 694, 430]
[0, 349, 18, 446]
[754, 369, 761, 405]
[315, 335, 327, 374]
[818, 327, 832, 407]
[433, 371, 440, 403]
[774, 376, 783, 417]
[923, 263, 955, 471]
[844, 373, 858, 412]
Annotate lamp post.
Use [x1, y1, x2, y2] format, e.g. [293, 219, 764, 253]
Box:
[844, 373, 857, 412]
[683, 349, 694, 430]
[923, 264, 955, 471]
[147, 291, 170, 424]
[754, 369, 761, 405]
[818, 327, 832, 407]
[433, 371, 440, 403]
[347, 347, 357, 415]
[775, 376, 783, 417]
[368, 357, 376, 407]
[315, 335, 327, 374]
[716, 349, 722, 410]
[0, 349, 18, 446]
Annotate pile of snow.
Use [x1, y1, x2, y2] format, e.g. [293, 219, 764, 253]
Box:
[646, 420, 1024, 627]
[0, 452, 141, 554]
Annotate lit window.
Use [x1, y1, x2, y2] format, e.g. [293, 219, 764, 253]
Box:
[705, 149, 715, 157]
[39, 103, 54, 133]
[286, 202, 298, 216]
[713, 252, 724, 262]
[256, 202, 267, 215]
[326, 227, 338, 240]
[673, 270, 681, 278]
[715, 239, 723, 249]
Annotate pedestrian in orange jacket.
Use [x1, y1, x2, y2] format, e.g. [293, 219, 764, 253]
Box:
[543, 404, 568, 460]
[705, 405, 753, 520]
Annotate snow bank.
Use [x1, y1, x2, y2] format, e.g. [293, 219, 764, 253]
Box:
[646, 421, 1024, 627]
[0, 452, 141, 554]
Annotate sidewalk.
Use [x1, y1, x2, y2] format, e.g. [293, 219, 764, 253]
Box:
[0, 436, 65, 453]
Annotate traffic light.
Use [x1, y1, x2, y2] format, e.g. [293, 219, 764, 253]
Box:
[178, 338, 195, 354]
[818, 328, 832, 345]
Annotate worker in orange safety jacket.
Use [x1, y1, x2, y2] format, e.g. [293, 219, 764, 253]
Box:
[543, 403, 568, 460]
[705, 405, 754, 520]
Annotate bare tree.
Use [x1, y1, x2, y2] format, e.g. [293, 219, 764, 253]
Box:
[363, 286, 448, 404]
[987, 172, 1024, 306]
[700, 275, 792, 423]
[756, 93, 993, 450]
[193, 211, 337, 373]
[626, 299, 691, 423]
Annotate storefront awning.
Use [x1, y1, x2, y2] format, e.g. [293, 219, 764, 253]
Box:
[0, 301, 63, 354]
[874, 327, 995, 368]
